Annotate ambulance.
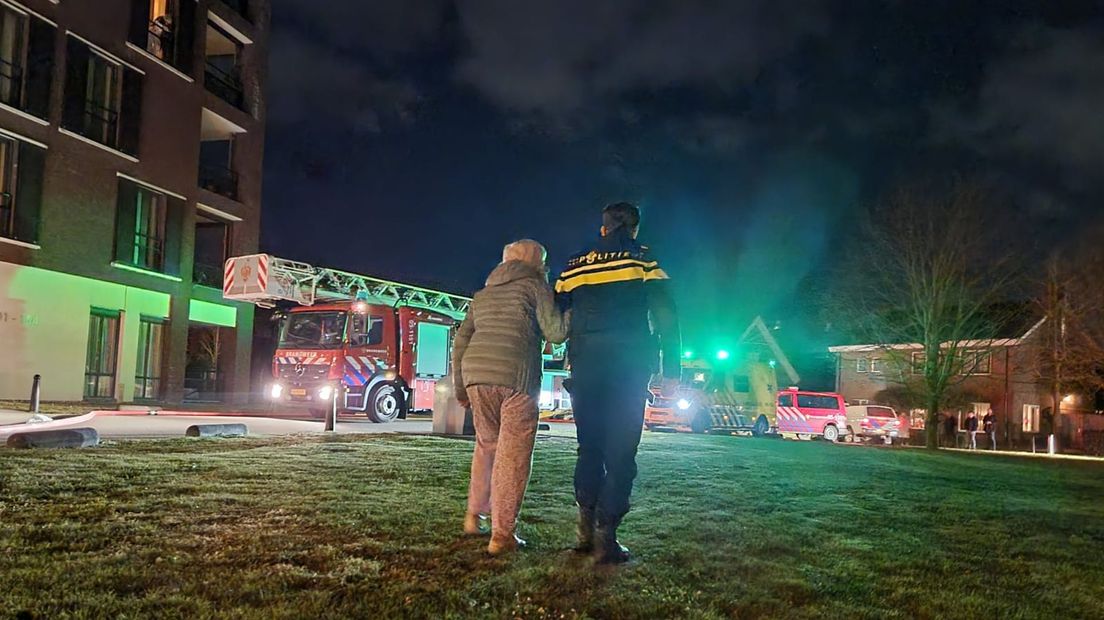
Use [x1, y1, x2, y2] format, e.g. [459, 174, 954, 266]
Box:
[643, 317, 800, 436]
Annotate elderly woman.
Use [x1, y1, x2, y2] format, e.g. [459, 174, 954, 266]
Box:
[452, 239, 569, 555]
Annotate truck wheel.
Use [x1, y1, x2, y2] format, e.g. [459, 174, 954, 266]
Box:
[690, 413, 710, 434]
[368, 383, 406, 423]
[752, 415, 769, 437]
[823, 424, 840, 443]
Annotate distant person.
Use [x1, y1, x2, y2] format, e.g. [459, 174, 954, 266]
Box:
[555, 202, 681, 565]
[942, 413, 957, 448]
[965, 411, 979, 450]
[983, 409, 996, 450]
[453, 240, 570, 556]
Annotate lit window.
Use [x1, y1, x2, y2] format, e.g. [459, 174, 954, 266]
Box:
[1022, 404, 1040, 433]
[135, 317, 165, 399]
[856, 356, 869, 373]
[870, 358, 883, 374]
[85, 309, 120, 399]
[83, 50, 121, 147]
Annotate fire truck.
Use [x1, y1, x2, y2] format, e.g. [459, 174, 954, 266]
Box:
[223, 254, 470, 421]
[643, 317, 800, 436]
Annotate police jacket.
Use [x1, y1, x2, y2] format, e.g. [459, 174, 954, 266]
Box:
[554, 230, 681, 378]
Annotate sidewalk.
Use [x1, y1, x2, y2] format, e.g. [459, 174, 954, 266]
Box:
[942, 446, 1104, 463]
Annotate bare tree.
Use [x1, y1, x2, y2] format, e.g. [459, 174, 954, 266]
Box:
[1033, 243, 1104, 450]
[834, 184, 1019, 449]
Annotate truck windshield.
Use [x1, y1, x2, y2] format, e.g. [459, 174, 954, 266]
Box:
[279, 311, 347, 349]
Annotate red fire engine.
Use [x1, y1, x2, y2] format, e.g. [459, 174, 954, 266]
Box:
[223, 254, 470, 421]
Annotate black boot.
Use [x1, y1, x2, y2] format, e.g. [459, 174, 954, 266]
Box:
[593, 519, 631, 565]
[574, 505, 596, 553]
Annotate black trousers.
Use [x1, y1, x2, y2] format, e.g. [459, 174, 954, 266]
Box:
[569, 337, 654, 525]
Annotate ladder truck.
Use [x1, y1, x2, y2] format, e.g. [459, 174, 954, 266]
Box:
[223, 254, 470, 422]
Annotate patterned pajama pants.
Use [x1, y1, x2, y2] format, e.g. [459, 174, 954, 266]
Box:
[466, 385, 539, 540]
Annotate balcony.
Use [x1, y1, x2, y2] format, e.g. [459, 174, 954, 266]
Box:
[198, 162, 238, 200]
[192, 260, 223, 288]
[145, 20, 177, 65]
[79, 100, 120, 149]
[0, 58, 23, 109]
[205, 62, 243, 109]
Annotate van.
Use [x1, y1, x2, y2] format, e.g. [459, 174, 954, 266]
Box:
[776, 387, 849, 442]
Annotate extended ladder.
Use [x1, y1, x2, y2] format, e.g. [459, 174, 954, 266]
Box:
[223, 253, 470, 319]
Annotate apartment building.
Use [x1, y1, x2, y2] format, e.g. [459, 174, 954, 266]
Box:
[0, 0, 269, 404]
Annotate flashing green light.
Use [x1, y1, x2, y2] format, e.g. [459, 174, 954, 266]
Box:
[683, 350, 694, 359]
[716, 350, 730, 361]
[769, 359, 777, 368]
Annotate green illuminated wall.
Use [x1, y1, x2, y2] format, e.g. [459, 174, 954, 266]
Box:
[0, 260, 170, 400]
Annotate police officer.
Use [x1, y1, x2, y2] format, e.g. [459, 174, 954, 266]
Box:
[555, 202, 681, 565]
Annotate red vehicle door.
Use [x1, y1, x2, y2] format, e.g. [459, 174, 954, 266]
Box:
[795, 392, 846, 435]
[397, 307, 455, 411]
[343, 304, 398, 410]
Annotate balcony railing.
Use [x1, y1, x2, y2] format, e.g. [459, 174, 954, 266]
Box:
[204, 61, 244, 109]
[0, 58, 24, 108]
[146, 20, 176, 64]
[80, 100, 120, 148]
[198, 162, 239, 200]
[193, 260, 224, 288]
[0, 192, 13, 239]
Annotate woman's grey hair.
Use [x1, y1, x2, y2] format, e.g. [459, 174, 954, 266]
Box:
[502, 239, 547, 267]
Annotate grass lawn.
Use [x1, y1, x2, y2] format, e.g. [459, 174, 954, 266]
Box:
[2, 431, 1103, 619]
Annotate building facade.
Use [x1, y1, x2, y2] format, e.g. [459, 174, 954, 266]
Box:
[0, 0, 269, 404]
[829, 320, 1104, 450]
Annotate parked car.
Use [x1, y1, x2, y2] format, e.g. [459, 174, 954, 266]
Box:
[845, 405, 909, 443]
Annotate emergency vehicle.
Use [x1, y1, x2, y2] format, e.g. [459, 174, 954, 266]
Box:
[775, 387, 850, 442]
[844, 404, 909, 443]
[223, 254, 470, 421]
[643, 317, 800, 436]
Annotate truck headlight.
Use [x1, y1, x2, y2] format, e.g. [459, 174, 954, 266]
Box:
[269, 383, 283, 399]
[318, 385, 334, 400]
[677, 398, 692, 410]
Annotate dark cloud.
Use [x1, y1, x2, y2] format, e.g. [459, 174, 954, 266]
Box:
[454, 0, 829, 120]
[266, 0, 449, 132]
[933, 26, 1104, 213]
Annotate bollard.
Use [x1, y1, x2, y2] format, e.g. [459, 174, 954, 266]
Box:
[29, 374, 41, 414]
[7, 427, 99, 449]
[324, 394, 337, 432]
[1048, 434, 1057, 455]
[185, 423, 248, 438]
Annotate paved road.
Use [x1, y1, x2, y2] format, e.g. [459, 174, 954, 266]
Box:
[0, 410, 433, 439]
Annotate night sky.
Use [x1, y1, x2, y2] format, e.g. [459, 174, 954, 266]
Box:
[260, 1, 1104, 359]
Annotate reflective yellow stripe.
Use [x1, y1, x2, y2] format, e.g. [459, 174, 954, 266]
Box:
[559, 258, 658, 279]
[556, 265, 669, 293]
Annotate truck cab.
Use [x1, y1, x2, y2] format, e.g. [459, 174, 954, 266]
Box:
[268, 301, 455, 422]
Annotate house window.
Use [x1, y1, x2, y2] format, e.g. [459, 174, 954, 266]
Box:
[1022, 404, 1041, 433]
[135, 316, 165, 399]
[193, 210, 231, 287]
[0, 135, 15, 239]
[911, 352, 926, 375]
[870, 358, 884, 374]
[856, 356, 869, 373]
[0, 5, 27, 108]
[0, 135, 45, 244]
[962, 350, 992, 375]
[132, 186, 167, 271]
[147, 0, 176, 61]
[85, 309, 120, 399]
[64, 37, 143, 155]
